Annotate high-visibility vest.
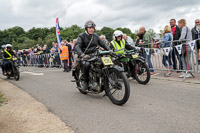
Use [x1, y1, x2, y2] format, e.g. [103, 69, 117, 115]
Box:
[5, 50, 12, 59]
[60, 46, 69, 60]
[111, 39, 125, 54]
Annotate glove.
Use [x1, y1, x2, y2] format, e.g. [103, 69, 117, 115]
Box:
[82, 55, 90, 60]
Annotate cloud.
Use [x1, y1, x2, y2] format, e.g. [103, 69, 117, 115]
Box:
[0, 0, 200, 33]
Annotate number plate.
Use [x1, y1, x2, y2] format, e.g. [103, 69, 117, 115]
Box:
[101, 57, 113, 66]
[12, 57, 17, 61]
[132, 55, 138, 58]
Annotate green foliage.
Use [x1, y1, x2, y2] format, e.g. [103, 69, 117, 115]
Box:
[0, 25, 144, 49]
[100, 27, 114, 41]
[148, 28, 156, 38]
[0, 93, 4, 106]
[159, 30, 164, 38]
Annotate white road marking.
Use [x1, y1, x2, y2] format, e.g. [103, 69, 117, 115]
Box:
[21, 71, 44, 76]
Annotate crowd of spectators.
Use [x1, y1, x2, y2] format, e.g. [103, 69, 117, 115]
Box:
[14, 18, 200, 77]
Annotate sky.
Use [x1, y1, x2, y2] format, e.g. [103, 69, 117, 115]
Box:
[0, 0, 200, 33]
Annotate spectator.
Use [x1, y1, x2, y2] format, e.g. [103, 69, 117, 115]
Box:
[123, 34, 135, 47]
[135, 33, 145, 57]
[60, 42, 69, 72]
[100, 35, 109, 46]
[63, 40, 72, 71]
[191, 19, 200, 64]
[178, 19, 193, 78]
[157, 25, 173, 76]
[22, 50, 27, 66]
[49, 48, 55, 67]
[139, 26, 154, 75]
[170, 19, 182, 71]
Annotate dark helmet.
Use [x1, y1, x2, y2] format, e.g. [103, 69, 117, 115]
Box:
[84, 20, 96, 29]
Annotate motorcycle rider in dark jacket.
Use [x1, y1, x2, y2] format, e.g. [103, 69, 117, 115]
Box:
[75, 20, 111, 90]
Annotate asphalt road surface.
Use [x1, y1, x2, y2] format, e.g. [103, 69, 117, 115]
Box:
[1, 67, 200, 133]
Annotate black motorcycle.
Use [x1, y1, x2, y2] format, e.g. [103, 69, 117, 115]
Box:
[114, 50, 150, 85]
[72, 49, 130, 105]
[3, 57, 20, 81]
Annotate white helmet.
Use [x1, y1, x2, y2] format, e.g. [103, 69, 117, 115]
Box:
[6, 44, 12, 48]
[113, 30, 123, 38]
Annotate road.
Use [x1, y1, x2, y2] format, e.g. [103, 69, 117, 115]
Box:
[1, 67, 200, 133]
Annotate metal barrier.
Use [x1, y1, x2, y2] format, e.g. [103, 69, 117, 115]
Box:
[135, 39, 200, 76]
[18, 52, 62, 67]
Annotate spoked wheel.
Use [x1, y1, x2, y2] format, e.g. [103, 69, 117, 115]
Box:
[14, 67, 20, 81]
[105, 69, 130, 105]
[133, 61, 150, 85]
[74, 69, 88, 94]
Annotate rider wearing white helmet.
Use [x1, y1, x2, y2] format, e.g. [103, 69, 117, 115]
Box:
[2, 44, 16, 75]
[110, 30, 135, 55]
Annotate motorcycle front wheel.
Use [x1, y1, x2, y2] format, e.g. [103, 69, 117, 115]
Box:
[14, 67, 20, 81]
[133, 61, 150, 85]
[105, 68, 130, 105]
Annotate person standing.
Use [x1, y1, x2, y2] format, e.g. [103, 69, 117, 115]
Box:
[64, 40, 72, 71]
[123, 34, 135, 47]
[139, 26, 154, 75]
[170, 19, 182, 71]
[178, 19, 193, 78]
[191, 19, 200, 64]
[157, 25, 173, 76]
[60, 42, 69, 72]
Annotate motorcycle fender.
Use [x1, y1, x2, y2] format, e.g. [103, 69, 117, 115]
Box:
[111, 65, 124, 72]
[133, 57, 145, 63]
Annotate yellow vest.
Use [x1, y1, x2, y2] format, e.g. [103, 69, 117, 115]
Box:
[111, 39, 125, 54]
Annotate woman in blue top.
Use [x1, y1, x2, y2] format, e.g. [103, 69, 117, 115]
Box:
[157, 25, 173, 76]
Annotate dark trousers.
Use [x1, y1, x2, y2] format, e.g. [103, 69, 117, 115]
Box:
[81, 61, 90, 82]
[172, 47, 183, 70]
[62, 60, 69, 72]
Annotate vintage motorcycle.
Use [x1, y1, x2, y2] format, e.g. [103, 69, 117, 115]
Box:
[3, 57, 20, 81]
[113, 50, 150, 85]
[72, 49, 130, 105]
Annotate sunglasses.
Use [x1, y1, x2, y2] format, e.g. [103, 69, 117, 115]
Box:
[196, 22, 200, 24]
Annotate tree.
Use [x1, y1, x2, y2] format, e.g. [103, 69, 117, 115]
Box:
[159, 30, 164, 38]
[44, 33, 57, 48]
[100, 27, 114, 41]
[148, 29, 156, 38]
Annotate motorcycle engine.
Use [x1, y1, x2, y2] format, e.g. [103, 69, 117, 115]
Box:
[89, 81, 98, 91]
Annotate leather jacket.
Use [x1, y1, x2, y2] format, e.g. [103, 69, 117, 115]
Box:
[75, 32, 110, 56]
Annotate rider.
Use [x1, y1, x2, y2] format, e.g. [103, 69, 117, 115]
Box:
[2, 44, 16, 75]
[75, 20, 111, 90]
[110, 30, 135, 54]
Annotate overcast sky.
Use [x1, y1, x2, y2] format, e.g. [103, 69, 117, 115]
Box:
[0, 0, 200, 33]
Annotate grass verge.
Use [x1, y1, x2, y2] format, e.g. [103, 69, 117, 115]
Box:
[0, 93, 4, 106]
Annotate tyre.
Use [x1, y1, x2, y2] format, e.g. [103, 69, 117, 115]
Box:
[105, 68, 130, 105]
[74, 69, 87, 94]
[14, 67, 20, 81]
[133, 61, 150, 85]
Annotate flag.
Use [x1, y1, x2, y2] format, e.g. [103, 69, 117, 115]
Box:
[56, 18, 61, 48]
[154, 48, 160, 54]
[163, 47, 171, 56]
[175, 44, 182, 55]
[145, 48, 149, 55]
[189, 40, 196, 50]
[135, 47, 141, 50]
